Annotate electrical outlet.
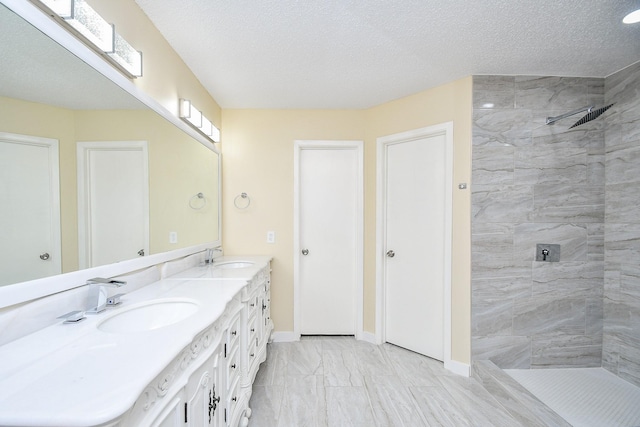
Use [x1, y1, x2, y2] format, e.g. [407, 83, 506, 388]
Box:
[267, 231, 275, 244]
[169, 231, 178, 244]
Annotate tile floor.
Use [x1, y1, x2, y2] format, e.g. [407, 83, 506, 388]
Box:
[248, 336, 528, 427]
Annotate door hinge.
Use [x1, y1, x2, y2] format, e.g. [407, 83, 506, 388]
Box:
[184, 402, 188, 423]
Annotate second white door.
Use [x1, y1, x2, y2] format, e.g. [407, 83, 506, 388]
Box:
[380, 124, 452, 361]
[296, 141, 363, 335]
[77, 141, 149, 269]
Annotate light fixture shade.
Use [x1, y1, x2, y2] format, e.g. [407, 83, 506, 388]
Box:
[66, 0, 114, 53]
[623, 9, 640, 24]
[108, 32, 143, 77]
[178, 99, 220, 143]
[38, 0, 72, 18]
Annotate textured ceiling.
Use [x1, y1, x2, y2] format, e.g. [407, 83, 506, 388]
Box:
[135, 0, 640, 109]
[0, 4, 144, 110]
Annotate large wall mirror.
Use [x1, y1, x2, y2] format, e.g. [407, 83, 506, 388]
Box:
[0, 2, 220, 289]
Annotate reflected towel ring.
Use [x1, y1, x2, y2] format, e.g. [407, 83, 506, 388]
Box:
[234, 192, 251, 209]
[189, 192, 207, 210]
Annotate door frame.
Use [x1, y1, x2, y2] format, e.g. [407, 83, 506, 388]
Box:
[375, 122, 453, 368]
[293, 140, 364, 340]
[77, 140, 149, 269]
[0, 131, 62, 277]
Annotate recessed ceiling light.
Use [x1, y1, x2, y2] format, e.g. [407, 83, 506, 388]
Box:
[623, 9, 640, 24]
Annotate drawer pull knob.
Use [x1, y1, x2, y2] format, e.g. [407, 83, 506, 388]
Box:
[232, 330, 237, 336]
[231, 363, 236, 369]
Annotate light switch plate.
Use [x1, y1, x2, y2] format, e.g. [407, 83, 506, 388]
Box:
[267, 231, 275, 244]
[169, 231, 178, 244]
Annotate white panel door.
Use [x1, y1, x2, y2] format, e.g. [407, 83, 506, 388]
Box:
[298, 144, 361, 335]
[384, 131, 448, 360]
[77, 141, 149, 269]
[0, 133, 61, 285]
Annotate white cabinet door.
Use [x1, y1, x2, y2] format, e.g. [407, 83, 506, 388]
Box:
[184, 344, 224, 426]
[152, 392, 186, 427]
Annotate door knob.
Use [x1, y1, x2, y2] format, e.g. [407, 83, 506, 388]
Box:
[301, 249, 309, 256]
[40, 252, 50, 260]
[137, 249, 145, 256]
[386, 250, 395, 258]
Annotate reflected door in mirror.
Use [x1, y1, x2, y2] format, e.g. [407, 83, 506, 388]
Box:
[0, 132, 61, 286]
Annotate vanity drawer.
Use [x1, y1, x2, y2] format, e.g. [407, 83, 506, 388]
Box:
[226, 344, 240, 392]
[226, 311, 241, 351]
[248, 313, 258, 344]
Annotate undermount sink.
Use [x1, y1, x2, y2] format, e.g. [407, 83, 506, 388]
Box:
[213, 261, 255, 269]
[98, 299, 199, 333]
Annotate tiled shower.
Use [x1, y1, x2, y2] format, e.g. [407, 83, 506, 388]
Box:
[471, 62, 640, 387]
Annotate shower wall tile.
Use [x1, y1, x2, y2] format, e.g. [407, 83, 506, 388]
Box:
[471, 75, 605, 370]
[472, 336, 531, 369]
[531, 184, 604, 223]
[531, 335, 602, 368]
[604, 61, 640, 388]
[472, 146, 514, 185]
[515, 76, 592, 110]
[531, 261, 603, 298]
[514, 146, 587, 185]
[472, 185, 533, 223]
[512, 297, 586, 336]
[473, 76, 515, 109]
[587, 223, 605, 261]
[513, 223, 587, 263]
[473, 109, 532, 146]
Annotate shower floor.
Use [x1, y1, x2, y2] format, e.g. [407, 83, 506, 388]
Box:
[505, 368, 640, 427]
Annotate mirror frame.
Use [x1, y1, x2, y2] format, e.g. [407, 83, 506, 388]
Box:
[0, 0, 221, 308]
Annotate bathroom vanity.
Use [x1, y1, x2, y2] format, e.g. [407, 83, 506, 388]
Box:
[0, 255, 272, 427]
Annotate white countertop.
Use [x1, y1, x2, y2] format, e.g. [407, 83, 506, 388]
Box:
[0, 256, 271, 427]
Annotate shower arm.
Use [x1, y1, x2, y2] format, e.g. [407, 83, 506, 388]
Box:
[546, 105, 594, 125]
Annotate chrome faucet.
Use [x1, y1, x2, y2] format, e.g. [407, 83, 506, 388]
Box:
[205, 247, 223, 264]
[86, 277, 127, 314]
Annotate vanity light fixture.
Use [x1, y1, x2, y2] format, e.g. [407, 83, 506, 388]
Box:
[179, 99, 220, 143]
[33, 0, 143, 77]
[623, 8, 640, 24]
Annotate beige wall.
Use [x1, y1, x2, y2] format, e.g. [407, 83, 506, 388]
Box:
[222, 76, 472, 364]
[90, 0, 221, 129]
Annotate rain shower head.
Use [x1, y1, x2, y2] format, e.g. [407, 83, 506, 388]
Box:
[569, 103, 614, 129]
[546, 104, 615, 128]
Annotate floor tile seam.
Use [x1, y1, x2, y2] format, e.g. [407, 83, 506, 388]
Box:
[366, 380, 432, 427]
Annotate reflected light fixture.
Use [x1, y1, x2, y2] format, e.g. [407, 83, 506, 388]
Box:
[623, 8, 640, 24]
[179, 99, 221, 143]
[35, 0, 143, 77]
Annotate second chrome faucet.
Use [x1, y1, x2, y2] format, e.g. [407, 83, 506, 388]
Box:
[86, 278, 127, 314]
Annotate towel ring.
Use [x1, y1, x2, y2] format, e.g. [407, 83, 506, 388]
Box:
[234, 192, 251, 209]
[189, 192, 207, 210]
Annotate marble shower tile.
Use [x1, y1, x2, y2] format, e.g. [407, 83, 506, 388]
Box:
[472, 298, 513, 336]
[586, 297, 604, 336]
[363, 376, 427, 426]
[325, 386, 376, 427]
[587, 223, 605, 261]
[604, 223, 640, 261]
[531, 184, 604, 223]
[605, 140, 640, 185]
[515, 76, 589, 110]
[472, 277, 532, 300]
[618, 340, 640, 388]
[471, 259, 531, 281]
[605, 61, 640, 111]
[531, 261, 604, 298]
[601, 334, 620, 373]
[473, 75, 515, 109]
[472, 184, 533, 223]
[532, 112, 605, 149]
[530, 335, 602, 368]
[587, 150, 605, 186]
[513, 223, 588, 262]
[472, 336, 531, 369]
[321, 350, 364, 387]
[472, 145, 515, 185]
[512, 297, 586, 336]
[514, 146, 587, 184]
[248, 385, 284, 427]
[620, 263, 640, 300]
[473, 109, 532, 146]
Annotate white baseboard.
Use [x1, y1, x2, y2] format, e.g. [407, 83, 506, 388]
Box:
[271, 331, 299, 342]
[358, 331, 377, 345]
[445, 359, 470, 377]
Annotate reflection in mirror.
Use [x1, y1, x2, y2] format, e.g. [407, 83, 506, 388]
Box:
[0, 3, 219, 286]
